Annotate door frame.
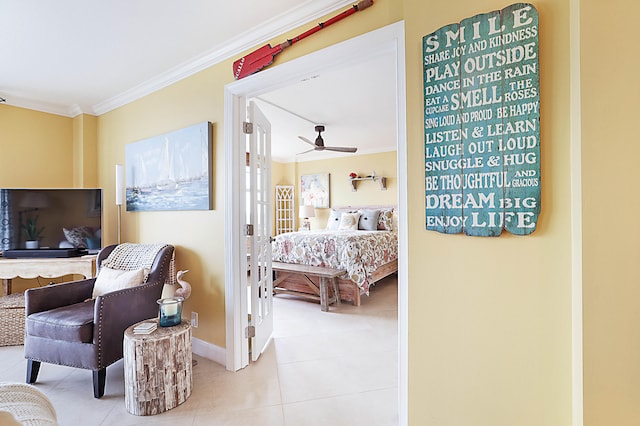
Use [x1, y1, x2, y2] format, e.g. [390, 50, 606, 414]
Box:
[223, 21, 408, 423]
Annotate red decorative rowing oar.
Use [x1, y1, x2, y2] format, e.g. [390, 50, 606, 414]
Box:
[233, 0, 374, 80]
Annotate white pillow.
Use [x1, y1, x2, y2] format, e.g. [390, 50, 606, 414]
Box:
[358, 209, 380, 231]
[326, 210, 342, 230]
[92, 267, 145, 299]
[339, 212, 361, 231]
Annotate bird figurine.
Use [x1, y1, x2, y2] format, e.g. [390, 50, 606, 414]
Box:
[175, 269, 192, 300]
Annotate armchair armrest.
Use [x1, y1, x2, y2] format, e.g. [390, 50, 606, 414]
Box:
[25, 279, 96, 315]
[93, 280, 164, 361]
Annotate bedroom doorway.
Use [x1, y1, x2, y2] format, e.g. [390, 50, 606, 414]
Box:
[224, 21, 408, 422]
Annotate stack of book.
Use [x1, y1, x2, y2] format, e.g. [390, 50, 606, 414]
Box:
[133, 322, 157, 335]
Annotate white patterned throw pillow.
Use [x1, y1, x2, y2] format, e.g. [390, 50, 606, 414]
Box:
[91, 267, 145, 299]
[338, 212, 361, 231]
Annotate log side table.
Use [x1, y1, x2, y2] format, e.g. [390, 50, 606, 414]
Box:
[123, 319, 192, 416]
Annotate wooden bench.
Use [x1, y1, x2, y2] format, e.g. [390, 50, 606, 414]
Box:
[272, 262, 343, 312]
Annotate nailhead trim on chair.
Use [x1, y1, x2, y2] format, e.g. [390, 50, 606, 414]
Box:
[95, 280, 166, 368]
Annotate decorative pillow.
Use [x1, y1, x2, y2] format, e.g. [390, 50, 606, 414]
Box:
[326, 209, 342, 231]
[358, 209, 380, 231]
[339, 212, 361, 231]
[63, 226, 93, 248]
[91, 267, 145, 299]
[392, 209, 399, 232]
[377, 209, 394, 231]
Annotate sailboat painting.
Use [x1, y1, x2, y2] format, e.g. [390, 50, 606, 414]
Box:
[125, 122, 213, 211]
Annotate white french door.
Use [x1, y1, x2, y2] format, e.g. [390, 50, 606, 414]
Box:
[246, 101, 274, 362]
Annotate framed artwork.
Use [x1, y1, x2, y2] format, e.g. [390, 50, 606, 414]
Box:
[300, 173, 330, 208]
[125, 122, 213, 211]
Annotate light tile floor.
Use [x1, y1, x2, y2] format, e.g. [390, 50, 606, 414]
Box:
[0, 276, 398, 425]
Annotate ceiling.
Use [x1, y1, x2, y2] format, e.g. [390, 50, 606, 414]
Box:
[253, 48, 397, 162]
[0, 0, 397, 162]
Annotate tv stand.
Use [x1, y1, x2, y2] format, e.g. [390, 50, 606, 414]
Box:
[0, 255, 96, 296]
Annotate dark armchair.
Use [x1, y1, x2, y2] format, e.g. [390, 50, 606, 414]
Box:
[24, 243, 174, 398]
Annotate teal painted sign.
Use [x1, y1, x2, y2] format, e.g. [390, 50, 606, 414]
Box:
[423, 3, 540, 236]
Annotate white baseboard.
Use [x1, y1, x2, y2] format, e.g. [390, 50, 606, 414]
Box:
[192, 337, 226, 366]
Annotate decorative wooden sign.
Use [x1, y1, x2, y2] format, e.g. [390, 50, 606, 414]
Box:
[423, 3, 540, 236]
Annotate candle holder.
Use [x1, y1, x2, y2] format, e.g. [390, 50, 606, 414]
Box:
[157, 297, 184, 327]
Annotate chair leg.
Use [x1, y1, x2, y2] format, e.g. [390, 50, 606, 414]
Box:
[26, 360, 41, 384]
[93, 369, 106, 398]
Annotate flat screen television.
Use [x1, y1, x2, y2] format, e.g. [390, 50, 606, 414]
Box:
[0, 188, 102, 254]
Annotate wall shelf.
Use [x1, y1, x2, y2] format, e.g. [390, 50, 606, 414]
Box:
[349, 171, 387, 192]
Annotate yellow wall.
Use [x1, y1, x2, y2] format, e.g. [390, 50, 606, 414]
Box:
[271, 161, 295, 188]
[581, 1, 640, 424]
[14, 0, 640, 423]
[72, 114, 98, 188]
[271, 152, 397, 231]
[0, 107, 96, 189]
[97, 68, 229, 347]
[0, 104, 74, 188]
[404, 0, 572, 424]
[95, 0, 401, 349]
[0, 105, 79, 291]
[295, 151, 398, 229]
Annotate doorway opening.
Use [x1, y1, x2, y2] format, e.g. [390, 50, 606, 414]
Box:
[224, 21, 408, 423]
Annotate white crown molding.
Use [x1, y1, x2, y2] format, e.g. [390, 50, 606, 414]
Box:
[68, 104, 86, 118]
[3, 95, 82, 118]
[92, 0, 353, 116]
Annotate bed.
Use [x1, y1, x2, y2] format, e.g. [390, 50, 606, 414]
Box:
[271, 207, 398, 306]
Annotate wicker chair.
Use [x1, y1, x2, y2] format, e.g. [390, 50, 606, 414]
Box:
[24, 243, 174, 398]
[0, 383, 57, 425]
[0, 292, 25, 346]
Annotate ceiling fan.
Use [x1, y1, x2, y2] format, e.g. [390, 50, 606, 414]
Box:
[298, 125, 357, 155]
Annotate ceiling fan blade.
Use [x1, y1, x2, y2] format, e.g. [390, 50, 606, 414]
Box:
[298, 136, 316, 147]
[324, 146, 358, 153]
[296, 148, 316, 155]
[298, 126, 354, 154]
